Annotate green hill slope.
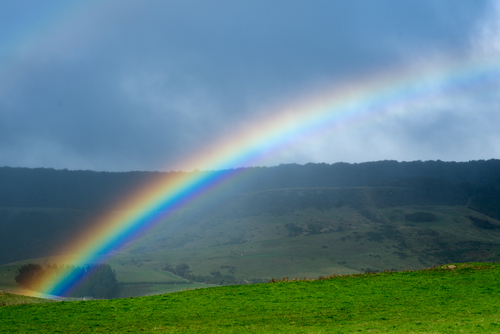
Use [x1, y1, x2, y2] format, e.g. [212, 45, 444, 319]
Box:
[1, 263, 499, 333]
[111, 186, 500, 285]
[5, 184, 499, 297]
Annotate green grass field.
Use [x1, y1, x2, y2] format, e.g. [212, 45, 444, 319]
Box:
[1, 262, 499, 333]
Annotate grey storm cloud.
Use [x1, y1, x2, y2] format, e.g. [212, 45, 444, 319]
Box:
[0, 0, 498, 171]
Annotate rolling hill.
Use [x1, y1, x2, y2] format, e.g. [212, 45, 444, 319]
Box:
[1, 263, 499, 333]
[1, 160, 500, 296]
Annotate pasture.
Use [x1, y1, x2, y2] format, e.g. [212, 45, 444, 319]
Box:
[1, 262, 499, 333]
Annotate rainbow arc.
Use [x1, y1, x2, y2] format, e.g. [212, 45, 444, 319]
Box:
[32, 55, 500, 296]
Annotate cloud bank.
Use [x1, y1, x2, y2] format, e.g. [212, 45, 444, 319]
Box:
[0, 0, 499, 171]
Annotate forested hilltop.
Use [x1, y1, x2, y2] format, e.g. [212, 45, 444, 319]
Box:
[2, 159, 500, 210]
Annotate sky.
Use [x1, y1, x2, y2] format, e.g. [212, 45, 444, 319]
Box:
[1, 0, 500, 172]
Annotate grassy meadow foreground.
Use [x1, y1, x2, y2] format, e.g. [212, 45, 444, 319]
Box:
[1, 263, 500, 333]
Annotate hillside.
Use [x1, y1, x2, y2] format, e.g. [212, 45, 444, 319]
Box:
[110, 185, 500, 285]
[1, 160, 500, 295]
[1, 263, 499, 333]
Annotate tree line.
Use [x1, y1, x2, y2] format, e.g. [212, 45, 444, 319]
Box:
[1, 159, 500, 210]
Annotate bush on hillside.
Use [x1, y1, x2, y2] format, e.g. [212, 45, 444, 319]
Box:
[15, 263, 43, 289]
[469, 216, 499, 229]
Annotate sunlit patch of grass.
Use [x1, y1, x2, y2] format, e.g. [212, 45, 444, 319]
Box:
[0, 291, 56, 306]
[1, 262, 499, 333]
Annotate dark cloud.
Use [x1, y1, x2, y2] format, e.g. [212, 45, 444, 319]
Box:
[0, 0, 498, 171]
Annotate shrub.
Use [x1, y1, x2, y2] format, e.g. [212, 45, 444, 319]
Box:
[15, 263, 43, 289]
[469, 216, 499, 229]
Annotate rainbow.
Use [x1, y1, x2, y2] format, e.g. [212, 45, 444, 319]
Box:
[29, 52, 500, 297]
